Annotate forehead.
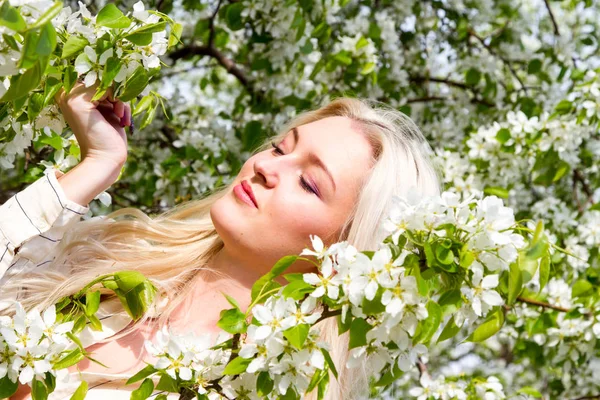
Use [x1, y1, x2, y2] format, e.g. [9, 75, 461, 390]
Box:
[289, 116, 375, 191]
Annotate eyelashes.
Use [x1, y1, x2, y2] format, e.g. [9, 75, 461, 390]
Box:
[270, 141, 319, 197]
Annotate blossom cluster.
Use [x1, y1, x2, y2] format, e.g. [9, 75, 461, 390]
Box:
[0, 304, 73, 386]
[133, 190, 540, 399]
[0, 0, 179, 176]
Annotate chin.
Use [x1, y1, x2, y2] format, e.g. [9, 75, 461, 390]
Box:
[210, 196, 248, 250]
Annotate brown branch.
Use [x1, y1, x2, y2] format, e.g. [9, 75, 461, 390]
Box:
[316, 307, 342, 324]
[573, 169, 595, 207]
[516, 296, 569, 313]
[416, 358, 428, 378]
[166, 0, 263, 101]
[467, 28, 527, 94]
[543, 0, 560, 36]
[169, 45, 253, 94]
[405, 96, 448, 104]
[409, 76, 495, 107]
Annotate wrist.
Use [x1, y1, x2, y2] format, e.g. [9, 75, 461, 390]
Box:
[57, 159, 124, 207]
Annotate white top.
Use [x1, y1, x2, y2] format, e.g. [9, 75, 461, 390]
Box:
[0, 168, 177, 399]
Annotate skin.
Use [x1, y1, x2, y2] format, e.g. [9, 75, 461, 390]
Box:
[12, 94, 375, 397]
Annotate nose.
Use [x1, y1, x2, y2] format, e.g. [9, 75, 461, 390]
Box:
[253, 156, 279, 188]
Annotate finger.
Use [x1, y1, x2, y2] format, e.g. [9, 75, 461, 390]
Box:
[114, 100, 125, 119]
[124, 103, 132, 127]
[54, 87, 65, 104]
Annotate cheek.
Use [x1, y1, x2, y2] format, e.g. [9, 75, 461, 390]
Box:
[268, 194, 341, 246]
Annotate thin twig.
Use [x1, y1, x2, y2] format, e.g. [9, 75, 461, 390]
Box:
[516, 296, 569, 313]
[467, 28, 527, 94]
[573, 169, 595, 206]
[543, 0, 560, 36]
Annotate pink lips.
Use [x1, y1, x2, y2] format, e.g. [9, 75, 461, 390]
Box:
[234, 180, 258, 208]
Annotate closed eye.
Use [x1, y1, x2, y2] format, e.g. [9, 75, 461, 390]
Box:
[271, 141, 320, 197]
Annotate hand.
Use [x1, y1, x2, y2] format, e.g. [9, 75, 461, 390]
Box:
[55, 83, 132, 168]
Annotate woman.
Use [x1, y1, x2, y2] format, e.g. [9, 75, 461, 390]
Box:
[0, 84, 440, 399]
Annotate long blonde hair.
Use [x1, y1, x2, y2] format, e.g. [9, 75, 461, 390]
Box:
[1, 97, 440, 399]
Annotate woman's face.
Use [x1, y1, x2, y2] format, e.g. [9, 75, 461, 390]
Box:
[210, 116, 375, 274]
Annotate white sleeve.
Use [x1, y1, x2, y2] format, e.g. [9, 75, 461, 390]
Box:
[0, 168, 90, 280]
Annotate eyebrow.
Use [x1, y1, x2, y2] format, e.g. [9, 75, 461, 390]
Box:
[291, 127, 337, 193]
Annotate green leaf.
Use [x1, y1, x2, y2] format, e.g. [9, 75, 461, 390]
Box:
[554, 99, 573, 114]
[283, 273, 304, 282]
[1, 60, 43, 101]
[495, 128, 511, 144]
[66, 332, 84, 351]
[0, 375, 19, 399]
[281, 279, 314, 300]
[283, 324, 309, 349]
[63, 65, 78, 94]
[270, 255, 298, 277]
[413, 301, 442, 344]
[31, 378, 48, 400]
[125, 22, 167, 46]
[54, 348, 84, 370]
[2, 33, 19, 50]
[44, 373, 56, 393]
[466, 308, 504, 342]
[85, 290, 101, 316]
[168, 22, 183, 48]
[349, 318, 372, 349]
[29, 1, 63, 30]
[126, 365, 157, 385]
[360, 62, 376, 75]
[538, 256, 550, 293]
[119, 67, 149, 102]
[96, 3, 132, 29]
[224, 3, 244, 31]
[507, 260, 523, 306]
[572, 279, 593, 298]
[223, 356, 251, 375]
[87, 314, 102, 331]
[69, 381, 88, 400]
[133, 95, 154, 117]
[61, 36, 89, 59]
[217, 308, 248, 334]
[437, 289, 462, 315]
[256, 371, 274, 397]
[38, 134, 63, 150]
[465, 68, 481, 85]
[18, 30, 40, 70]
[528, 59, 542, 74]
[114, 270, 148, 293]
[36, 23, 57, 57]
[101, 57, 122, 89]
[28, 92, 45, 121]
[337, 312, 351, 334]
[43, 77, 62, 107]
[223, 293, 241, 310]
[0, 1, 26, 32]
[437, 316, 461, 343]
[251, 274, 281, 303]
[131, 378, 154, 400]
[139, 104, 156, 130]
[321, 348, 338, 379]
[517, 386, 543, 398]
[155, 374, 178, 392]
[483, 186, 509, 199]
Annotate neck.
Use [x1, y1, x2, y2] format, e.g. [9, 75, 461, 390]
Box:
[190, 248, 263, 310]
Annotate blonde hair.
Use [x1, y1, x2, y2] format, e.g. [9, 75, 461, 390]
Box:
[1, 97, 440, 399]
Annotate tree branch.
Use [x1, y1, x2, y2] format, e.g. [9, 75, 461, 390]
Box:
[516, 296, 569, 313]
[409, 76, 495, 107]
[573, 169, 595, 207]
[466, 28, 527, 94]
[543, 0, 560, 36]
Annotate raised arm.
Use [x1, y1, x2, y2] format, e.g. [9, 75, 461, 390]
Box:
[0, 83, 132, 280]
